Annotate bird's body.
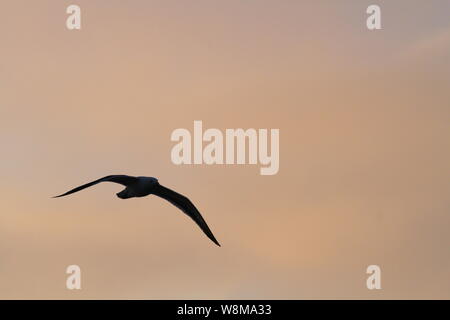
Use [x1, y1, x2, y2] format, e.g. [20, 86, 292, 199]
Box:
[116, 176, 158, 199]
[53, 175, 220, 246]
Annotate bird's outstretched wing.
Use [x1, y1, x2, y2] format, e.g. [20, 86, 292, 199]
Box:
[153, 184, 221, 246]
[53, 175, 137, 198]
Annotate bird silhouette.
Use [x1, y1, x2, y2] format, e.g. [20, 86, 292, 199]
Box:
[53, 175, 220, 246]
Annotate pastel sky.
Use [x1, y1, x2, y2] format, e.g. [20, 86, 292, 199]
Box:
[0, 0, 449, 299]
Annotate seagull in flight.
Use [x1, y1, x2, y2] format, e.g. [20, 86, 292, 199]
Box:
[53, 175, 220, 246]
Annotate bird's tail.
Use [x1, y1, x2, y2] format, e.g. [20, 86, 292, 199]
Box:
[116, 189, 131, 199]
